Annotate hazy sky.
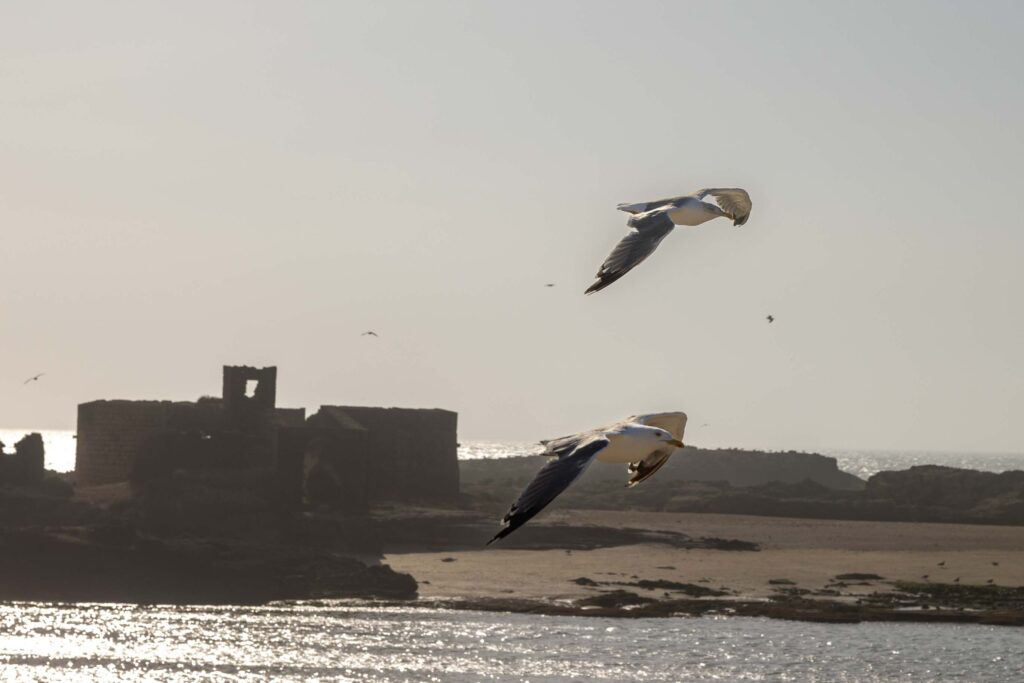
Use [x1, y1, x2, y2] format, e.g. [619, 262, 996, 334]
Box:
[3, 1, 1022, 453]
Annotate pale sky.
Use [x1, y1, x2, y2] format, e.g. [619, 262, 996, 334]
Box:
[2, 1, 1022, 453]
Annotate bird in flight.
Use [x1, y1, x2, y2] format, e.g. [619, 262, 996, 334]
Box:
[23, 373, 45, 384]
[544, 283, 556, 287]
[487, 412, 686, 544]
[585, 188, 752, 294]
[766, 315, 774, 323]
[361, 331, 379, 337]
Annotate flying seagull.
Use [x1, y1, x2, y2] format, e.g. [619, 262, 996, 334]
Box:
[766, 315, 774, 323]
[23, 373, 45, 384]
[361, 331, 379, 337]
[585, 188, 752, 294]
[487, 412, 687, 544]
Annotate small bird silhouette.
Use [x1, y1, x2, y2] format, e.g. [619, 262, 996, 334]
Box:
[766, 315, 774, 323]
[544, 283, 556, 287]
[23, 373, 45, 384]
[938, 561, 945, 567]
[992, 561, 999, 566]
[361, 331, 378, 337]
[953, 577, 960, 583]
[921, 575, 929, 580]
[986, 578, 994, 584]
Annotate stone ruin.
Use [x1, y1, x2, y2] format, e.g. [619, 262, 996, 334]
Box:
[0, 433, 45, 486]
[74, 366, 459, 513]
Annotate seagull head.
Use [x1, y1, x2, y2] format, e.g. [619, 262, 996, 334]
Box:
[615, 424, 684, 449]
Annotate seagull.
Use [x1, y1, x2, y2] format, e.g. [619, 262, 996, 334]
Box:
[23, 373, 45, 384]
[361, 331, 379, 337]
[766, 315, 774, 323]
[487, 412, 687, 544]
[585, 188, 752, 294]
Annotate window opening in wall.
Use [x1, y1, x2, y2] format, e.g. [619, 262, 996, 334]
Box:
[245, 380, 258, 398]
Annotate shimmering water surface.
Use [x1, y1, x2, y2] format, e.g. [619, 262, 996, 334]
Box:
[456, 440, 1024, 482]
[0, 602, 1020, 682]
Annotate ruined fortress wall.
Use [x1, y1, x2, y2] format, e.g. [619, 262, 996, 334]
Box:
[322, 407, 459, 504]
[75, 401, 173, 486]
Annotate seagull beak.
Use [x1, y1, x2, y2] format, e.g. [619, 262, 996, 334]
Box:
[668, 439, 684, 448]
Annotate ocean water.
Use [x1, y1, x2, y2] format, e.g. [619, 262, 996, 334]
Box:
[0, 602, 1020, 682]
[4, 430, 1024, 481]
[456, 440, 1024, 481]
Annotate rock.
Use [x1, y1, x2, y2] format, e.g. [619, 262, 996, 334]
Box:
[0, 527, 417, 604]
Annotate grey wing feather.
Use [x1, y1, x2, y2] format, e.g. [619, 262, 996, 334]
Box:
[695, 188, 752, 226]
[616, 195, 688, 214]
[487, 437, 609, 544]
[585, 211, 675, 294]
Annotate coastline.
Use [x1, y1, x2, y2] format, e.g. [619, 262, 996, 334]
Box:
[384, 510, 1024, 625]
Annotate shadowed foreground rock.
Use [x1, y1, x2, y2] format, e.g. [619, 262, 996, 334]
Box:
[0, 527, 417, 605]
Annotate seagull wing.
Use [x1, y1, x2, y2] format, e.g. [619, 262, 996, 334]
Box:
[626, 448, 675, 487]
[487, 437, 609, 544]
[585, 211, 675, 294]
[624, 412, 687, 487]
[631, 411, 688, 439]
[616, 194, 690, 215]
[695, 188, 752, 226]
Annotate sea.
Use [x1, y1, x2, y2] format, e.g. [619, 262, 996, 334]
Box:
[1, 602, 1021, 682]
[3, 431, 1023, 681]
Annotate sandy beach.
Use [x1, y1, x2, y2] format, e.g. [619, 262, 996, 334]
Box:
[386, 510, 1024, 607]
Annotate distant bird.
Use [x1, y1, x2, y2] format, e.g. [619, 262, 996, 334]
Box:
[953, 577, 960, 583]
[23, 373, 45, 384]
[586, 188, 752, 294]
[487, 412, 687, 544]
[544, 283, 556, 287]
[938, 561, 945, 567]
[361, 331, 379, 337]
[992, 562, 999, 566]
[986, 579, 994, 584]
[921, 575, 929, 580]
[766, 315, 774, 323]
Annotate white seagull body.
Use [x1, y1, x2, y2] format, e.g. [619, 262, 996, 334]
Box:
[487, 412, 687, 544]
[586, 188, 752, 294]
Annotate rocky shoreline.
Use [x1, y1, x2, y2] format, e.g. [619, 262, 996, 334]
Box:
[3, 438, 1023, 621]
[424, 589, 1024, 626]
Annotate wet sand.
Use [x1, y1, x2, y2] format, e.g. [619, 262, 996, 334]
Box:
[385, 510, 1024, 606]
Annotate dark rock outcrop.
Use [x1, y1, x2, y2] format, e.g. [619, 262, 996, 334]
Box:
[461, 456, 1024, 526]
[865, 466, 1024, 524]
[0, 527, 416, 605]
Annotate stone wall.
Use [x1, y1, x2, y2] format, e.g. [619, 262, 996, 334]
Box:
[315, 406, 459, 505]
[76, 401, 176, 486]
